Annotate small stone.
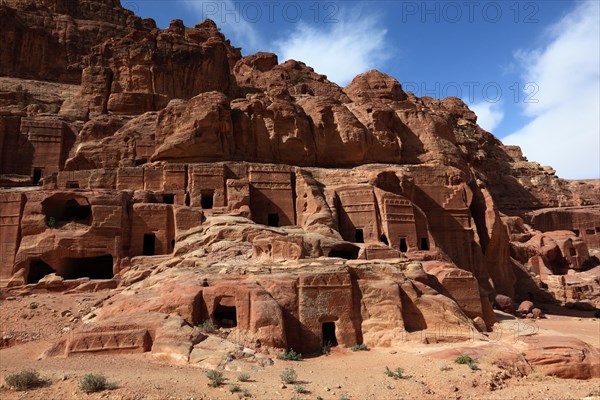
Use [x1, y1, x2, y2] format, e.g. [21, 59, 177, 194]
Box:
[390, 350, 397, 354]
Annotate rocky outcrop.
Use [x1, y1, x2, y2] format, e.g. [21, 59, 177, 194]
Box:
[1, 2, 599, 374]
[1, 0, 138, 83]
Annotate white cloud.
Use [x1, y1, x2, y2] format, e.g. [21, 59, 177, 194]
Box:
[470, 101, 504, 133]
[185, 0, 262, 51]
[503, 1, 600, 179]
[272, 8, 389, 86]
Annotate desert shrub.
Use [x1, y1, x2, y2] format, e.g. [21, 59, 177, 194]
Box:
[294, 384, 307, 394]
[594, 309, 600, 318]
[229, 384, 241, 393]
[206, 370, 224, 387]
[455, 355, 474, 365]
[278, 348, 302, 361]
[339, 394, 350, 400]
[237, 373, 250, 382]
[280, 367, 297, 384]
[198, 320, 217, 333]
[5, 369, 43, 390]
[350, 344, 368, 352]
[455, 355, 479, 370]
[240, 388, 252, 398]
[79, 373, 114, 392]
[384, 366, 406, 379]
[46, 216, 57, 228]
[29, 302, 38, 309]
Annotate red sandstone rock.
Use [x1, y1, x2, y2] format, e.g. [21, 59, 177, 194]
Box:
[1, 1, 600, 376]
[517, 301, 534, 316]
[521, 336, 600, 379]
[494, 294, 514, 314]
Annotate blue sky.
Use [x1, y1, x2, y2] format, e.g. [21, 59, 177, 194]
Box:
[127, 0, 599, 179]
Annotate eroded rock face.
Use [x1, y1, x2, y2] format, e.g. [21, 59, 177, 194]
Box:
[85, 19, 240, 116]
[519, 336, 600, 379]
[1, 2, 599, 373]
[1, 0, 137, 83]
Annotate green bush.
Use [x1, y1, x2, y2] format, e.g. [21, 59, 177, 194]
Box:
[278, 348, 302, 361]
[237, 373, 250, 382]
[47, 216, 57, 228]
[384, 366, 406, 380]
[198, 320, 217, 333]
[350, 344, 368, 352]
[229, 384, 241, 393]
[206, 370, 224, 387]
[294, 384, 307, 394]
[5, 369, 43, 391]
[280, 367, 297, 384]
[455, 355, 474, 365]
[455, 355, 479, 370]
[79, 373, 114, 393]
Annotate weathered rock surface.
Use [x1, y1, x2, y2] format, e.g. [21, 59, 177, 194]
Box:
[0, 0, 599, 378]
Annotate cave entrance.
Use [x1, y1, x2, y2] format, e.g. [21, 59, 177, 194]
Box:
[143, 233, 156, 256]
[163, 194, 175, 204]
[399, 237, 408, 252]
[328, 244, 360, 260]
[569, 247, 577, 257]
[322, 322, 338, 347]
[214, 296, 237, 328]
[27, 259, 56, 284]
[42, 196, 92, 225]
[64, 199, 91, 221]
[268, 213, 279, 227]
[32, 168, 42, 185]
[201, 190, 214, 209]
[59, 255, 114, 280]
[355, 228, 364, 243]
[420, 237, 430, 251]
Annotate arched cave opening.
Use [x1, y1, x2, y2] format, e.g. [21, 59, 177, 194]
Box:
[27, 259, 56, 283]
[58, 255, 114, 280]
[214, 296, 237, 328]
[42, 196, 92, 225]
[328, 244, 360, 260]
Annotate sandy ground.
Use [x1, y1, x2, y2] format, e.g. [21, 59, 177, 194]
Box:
[1, 292, 599, 400]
